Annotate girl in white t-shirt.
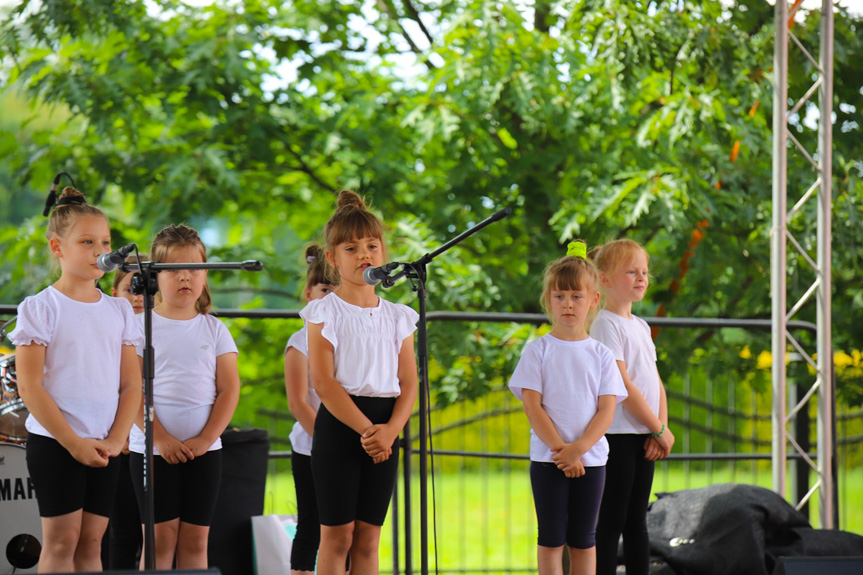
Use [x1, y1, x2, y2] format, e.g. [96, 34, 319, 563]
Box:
[128, 224, 240, 570]
[590, 239, 675, 575]
[508, 241, 627, 575]
[11, 186, 144, 572]
[300, 190, 418, 575]
[284, 244, 335, 575]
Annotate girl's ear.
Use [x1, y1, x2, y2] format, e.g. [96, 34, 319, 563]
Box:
[49, 237, 62, 258]
[111, 288, 119, 297]
[303, 287, 312, 303]
[591, 289, 601, 308]
[599, 270, 610, 288]
[325, 249, 336, 268]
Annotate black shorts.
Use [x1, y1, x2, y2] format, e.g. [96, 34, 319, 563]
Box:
[530, 461, 606, 549]
[129, 449, 221, 526]
[25, 432, 120, 518]
[312, 396, 398, 527]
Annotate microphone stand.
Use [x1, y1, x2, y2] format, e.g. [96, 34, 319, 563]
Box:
[125, 256, 263, 570]
[384, 207, 511, 575]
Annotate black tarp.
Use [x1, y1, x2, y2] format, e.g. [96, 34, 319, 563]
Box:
[645, 483, 863, 575]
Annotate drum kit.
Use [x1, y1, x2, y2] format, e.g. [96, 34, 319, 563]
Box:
[1, 316, 41, 574]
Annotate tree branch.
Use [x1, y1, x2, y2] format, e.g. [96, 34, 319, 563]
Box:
[377, 0, 437, 71]
[286, 147, 338, 193]
[402, 0, 435, 47]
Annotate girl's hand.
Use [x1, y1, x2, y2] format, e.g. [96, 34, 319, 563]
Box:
[563, 460, 586, 478]
[643, 437, 665, 461]
[183, 436, 212, 458]
[371, 447, 393, 464]
[653, 426, 675, 456]
[361, 424, 397, 461]
[101, 435, 127, 458]
[69, 437, 111, 468]
[156, 434, 195, 464]
[551, 442, 585, 474]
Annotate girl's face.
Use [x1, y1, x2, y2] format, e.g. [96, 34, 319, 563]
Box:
[326, 236, 383, 286]
[547, 282, 600, 332]
[305, 282, 334, 302]
[602, 250, 649, 304]
[112, 273, 144, 314]
[156, 245, 207, 311]
[50, 214, 112, 282]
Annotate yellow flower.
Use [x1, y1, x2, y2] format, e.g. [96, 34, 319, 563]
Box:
[834, 351, 854, 368]
[739, 346, 752, 360]
[756, 350, 772, 370]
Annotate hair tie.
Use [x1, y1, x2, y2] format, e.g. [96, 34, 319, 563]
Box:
[306, 255, 317, 265]
[43, 193, 83, 215]
[55, 195, 86, 209]
[566, 240, 587, 259]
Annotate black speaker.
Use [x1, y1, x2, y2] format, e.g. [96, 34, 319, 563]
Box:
[207, 428, 269, 575]
[775, 556, 863, 575]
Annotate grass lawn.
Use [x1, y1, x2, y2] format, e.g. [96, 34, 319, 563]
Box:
[261, 461, 863, 574]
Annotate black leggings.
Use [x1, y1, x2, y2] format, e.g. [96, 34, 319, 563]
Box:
[595, 434, 655, 575]
[290, 451, 320, 571]
[102, 452, 142, 569]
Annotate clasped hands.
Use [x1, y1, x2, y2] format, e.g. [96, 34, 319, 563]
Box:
[156, 434, 212, 464]
[69, 436, 124, 468]
[551, 442, 586, 478]
[361, 423, 397, 464]
[644, 426, 675, 461]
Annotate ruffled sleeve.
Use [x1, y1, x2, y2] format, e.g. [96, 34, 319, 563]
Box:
[395, 303, 419, 343]
[9, 295, 55, 346]
[118, 299, 145, 347]
[299, 295, 338, 349]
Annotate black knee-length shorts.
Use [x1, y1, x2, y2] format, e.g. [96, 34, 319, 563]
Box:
[311, 396, 398, 527]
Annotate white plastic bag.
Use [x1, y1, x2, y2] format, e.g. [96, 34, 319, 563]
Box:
[252, 514, 297, 575]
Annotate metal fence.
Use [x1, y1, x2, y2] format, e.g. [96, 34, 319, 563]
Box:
[3, 306, 861, 575]
[244, 311, 862, 575]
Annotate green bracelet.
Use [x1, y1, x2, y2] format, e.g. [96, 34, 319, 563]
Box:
[651, 423, 665, 438]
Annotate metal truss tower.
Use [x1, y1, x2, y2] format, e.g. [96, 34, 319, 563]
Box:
[771, 0, 834, 527]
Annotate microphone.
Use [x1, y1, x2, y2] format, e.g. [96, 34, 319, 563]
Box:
[363, 262, 401, 286]
[97, 243, 137, 273]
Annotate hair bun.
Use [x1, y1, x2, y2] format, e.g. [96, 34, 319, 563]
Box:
[336, 190, 366, 212]
[59, 187, 85, 201]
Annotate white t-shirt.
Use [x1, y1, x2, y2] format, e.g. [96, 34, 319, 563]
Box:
[129, 313, 238, 454]
[9, 286, 144, 440]
[299, 292, 418, 398]
[285, 327, 319, 456]
[590, 309, 661, 434]
[508, 334, 627, 466]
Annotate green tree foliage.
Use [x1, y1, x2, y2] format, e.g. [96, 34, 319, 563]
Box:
[1, 0, 862, 422]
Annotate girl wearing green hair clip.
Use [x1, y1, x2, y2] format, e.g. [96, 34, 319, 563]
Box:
[508, 241, 627, 575]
